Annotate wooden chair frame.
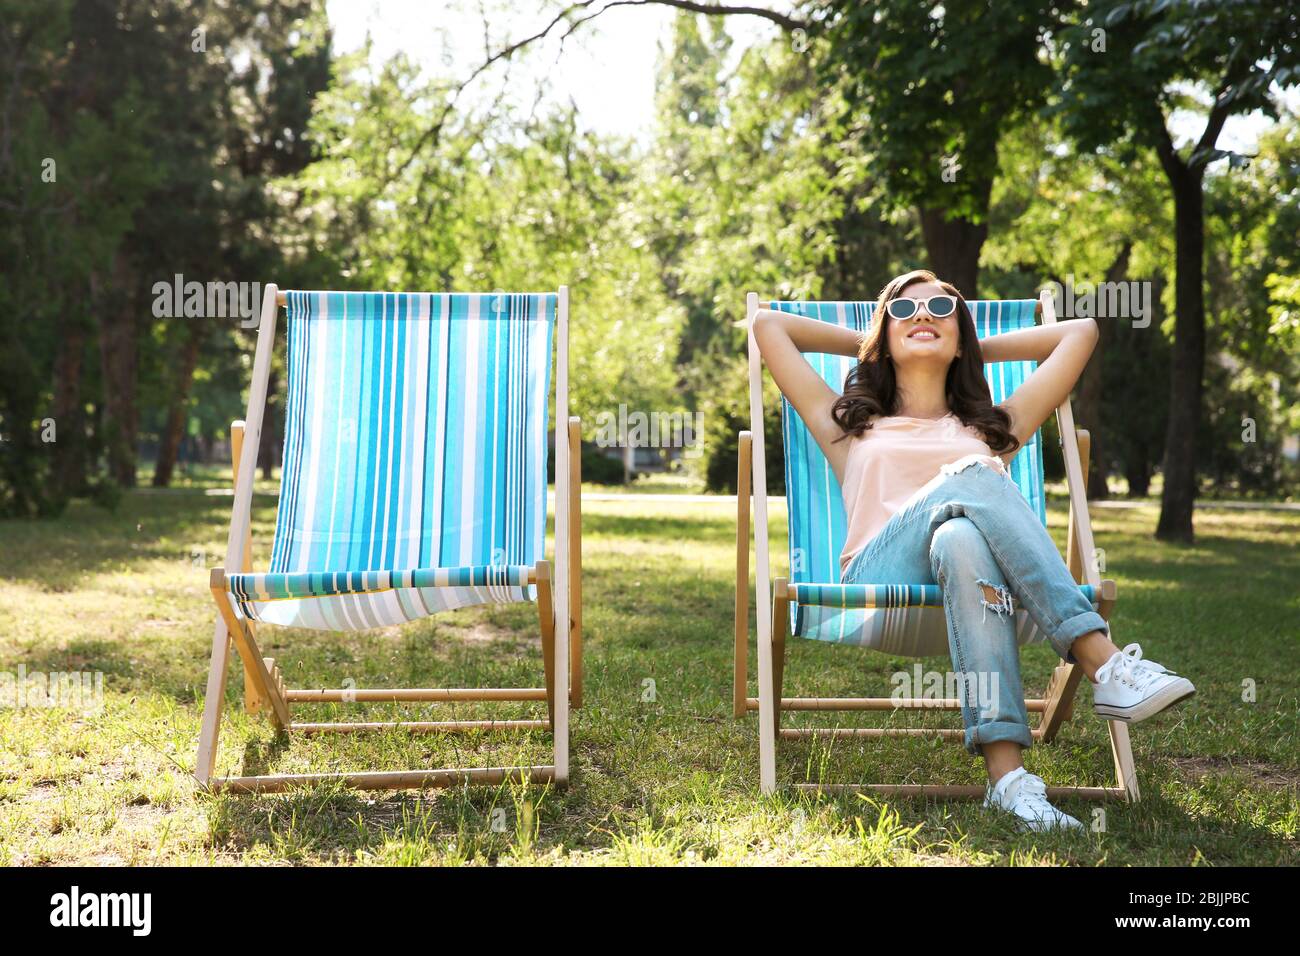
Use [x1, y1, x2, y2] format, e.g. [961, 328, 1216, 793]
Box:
[735, 289, 1139, 801]
[194, 284, 582, 794]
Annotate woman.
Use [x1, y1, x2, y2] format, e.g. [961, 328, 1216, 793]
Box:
[751, 269, 1195, 832]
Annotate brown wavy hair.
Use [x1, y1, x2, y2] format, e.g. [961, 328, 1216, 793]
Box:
[830, 270, 1019, 455]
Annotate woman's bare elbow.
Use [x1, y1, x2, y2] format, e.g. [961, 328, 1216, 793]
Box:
[750, 309, 783, 351]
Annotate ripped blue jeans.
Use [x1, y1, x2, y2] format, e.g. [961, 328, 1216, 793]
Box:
[841, 457, 1110, 755]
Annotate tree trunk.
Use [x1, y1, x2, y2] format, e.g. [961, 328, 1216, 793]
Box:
[1126, 460, 1152, 497]
[1155, 171, 1205, 543]
[258, 365, 281, 480]
[51, 320, 88, 499]
[152, 324, 204, 487]
[0, 346, 44, 516]
[917, 206, 987, 297]
[93, 256, 139, 488]
[918, 171, 992, 298]
[1077, 319, 1111, 500]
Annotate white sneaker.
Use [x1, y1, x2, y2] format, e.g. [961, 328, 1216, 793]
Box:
[1092, 643, 1195, 723]
[983, 767, 1084, 832]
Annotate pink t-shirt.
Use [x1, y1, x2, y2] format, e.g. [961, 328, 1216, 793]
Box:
[839, 412, 1012, 577]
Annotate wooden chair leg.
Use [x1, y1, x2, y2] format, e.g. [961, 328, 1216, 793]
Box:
[1067, 428, 1093, 582]
[1039, 428, 1094, 743]
[209, 570, 290, 732]
[229, 421, 268, 715]
[735, 431, 752, 718]
[772, 578, 789, 742]
[1107, 723, 1138, 806]
[537, 561, 556, 728]
[1094, 583, 1139, 802]
[568, 417, 583, 709]
[1037, 662, 1082, 743]
[1108, 720, 1140, 802]
[195, 615, 234, 786]
[1039, 578, 1116, 744]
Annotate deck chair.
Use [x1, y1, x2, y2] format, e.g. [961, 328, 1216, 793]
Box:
[734, 290, 1137, 800]
[195, 285, 581, 794]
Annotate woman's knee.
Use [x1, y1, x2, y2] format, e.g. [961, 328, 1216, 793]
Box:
[925, 520, 993, 580]
[931, 518, 1016, 616]
[935, 520, 982, 564]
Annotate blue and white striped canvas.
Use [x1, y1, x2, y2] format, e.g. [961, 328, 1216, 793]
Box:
[228, 291, 555, 630]
[769, 298, 1092, 655]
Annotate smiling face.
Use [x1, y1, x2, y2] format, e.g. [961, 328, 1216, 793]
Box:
[884, 280, 962, 369]
[838, 269, 1013, 449]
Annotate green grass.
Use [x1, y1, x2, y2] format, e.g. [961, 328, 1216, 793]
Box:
[0, 477, 1296, 865]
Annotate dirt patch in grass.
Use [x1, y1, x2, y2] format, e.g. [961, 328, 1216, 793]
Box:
[1170, 755, 1300, 790]
[113, 802, 173, 834]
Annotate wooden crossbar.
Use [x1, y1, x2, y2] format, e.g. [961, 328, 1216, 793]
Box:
[781, 728, 965, 740]
[778, 724, 1081, 741]
[793, 783, 1126, 800]
[746, 696, 1049, 713]
[209, 571, 290, 730]
[200, 559, 560, 792]
[285, 688, 547, 703]
[210, 766, 556, 795]
[292, 720, 548, 734]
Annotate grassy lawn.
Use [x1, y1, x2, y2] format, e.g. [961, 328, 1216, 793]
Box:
[0, 475, 1296, 866]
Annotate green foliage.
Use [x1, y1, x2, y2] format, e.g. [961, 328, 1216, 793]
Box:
[1199, 121, 1300, 494]
[644, 16, 916, 490]
[581, 447, 629, 486]
[1057, 0, 1299, 164]
[281, 44, 685, 432]
[817, 0, 1071, 222]
[0, 1, 149, 514]
[1101, 309, 1173, 494]
[85, 477, 124, 514]
[694, 350, 787, 495]
[3, 0, 1298, 513]
[1050, 1, 1300, 499]
[984, 113, 1173, 289]
[0, 0, 332, 511]
[547, 444, 627, 486]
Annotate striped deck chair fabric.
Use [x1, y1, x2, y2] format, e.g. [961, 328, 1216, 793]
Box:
[770, 298, 1099, 656]
[228, 291, 555, 630]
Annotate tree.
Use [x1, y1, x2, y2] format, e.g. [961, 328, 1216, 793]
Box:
[0, 0, 153, 512]
[0, 0, 332, 512]
[148, 0, 332, 487]
[983, 112, 1174, 496]
[1057, 0, 1300, 540]
[436, 1, 1074, 300]
[640, 13, 927, 489]
[817, 0, 1075, 296]
[1200, 118, 1300, 495]
[282, 44, 686, 446]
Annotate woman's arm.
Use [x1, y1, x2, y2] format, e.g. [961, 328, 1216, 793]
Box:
[750, 308, 863, 480]
[981, 318, 1099, 450]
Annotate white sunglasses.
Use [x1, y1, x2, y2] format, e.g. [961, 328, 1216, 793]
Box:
[885, 294, 958, 321]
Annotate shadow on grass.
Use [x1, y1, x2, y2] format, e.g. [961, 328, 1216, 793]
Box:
[202, 764, 578, 864]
